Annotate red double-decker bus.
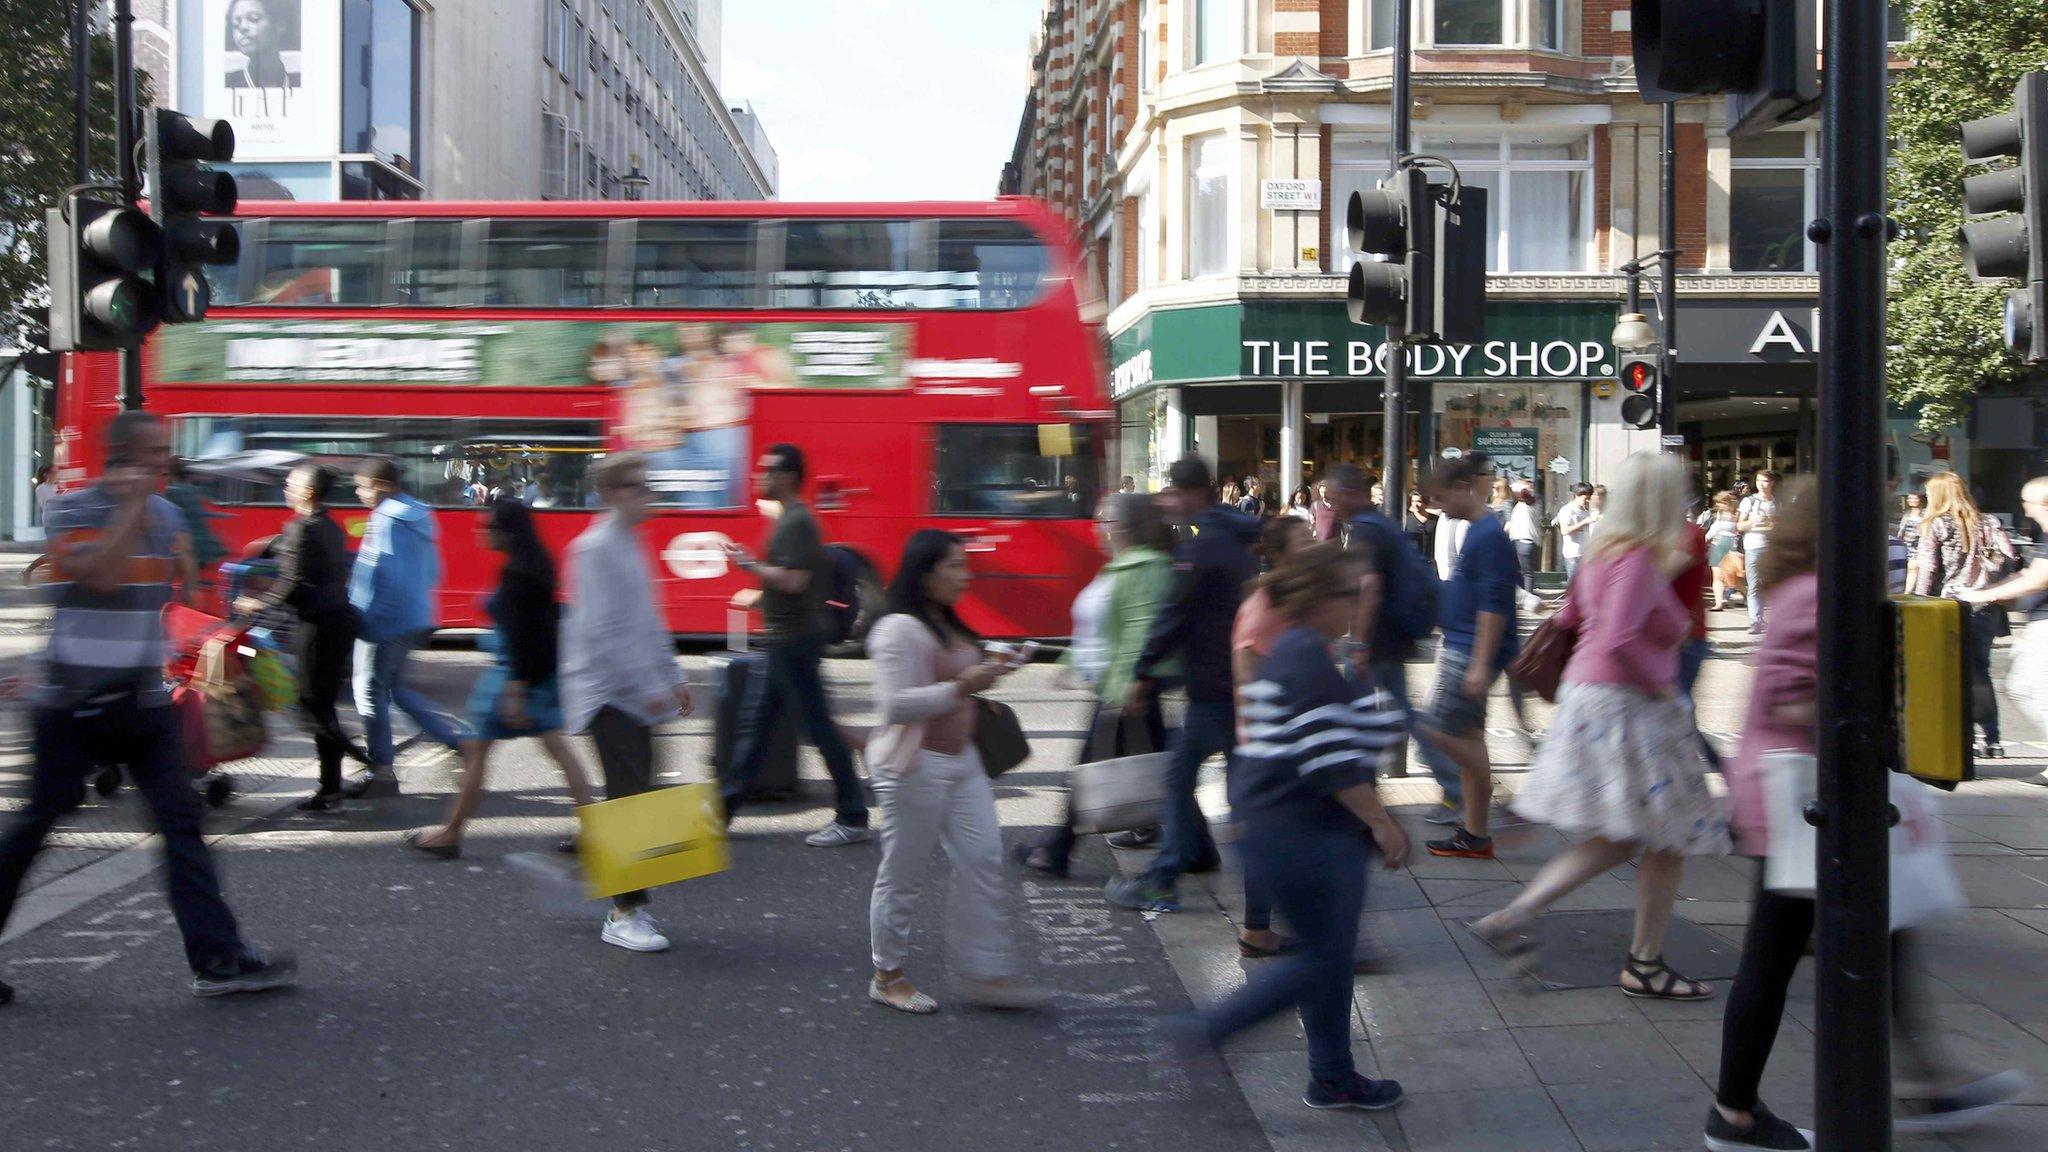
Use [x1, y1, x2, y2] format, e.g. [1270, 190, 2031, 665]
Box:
[58, 199, 1110, 640]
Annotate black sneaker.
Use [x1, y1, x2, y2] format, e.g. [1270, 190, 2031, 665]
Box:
[1103, 875, 1179, 913]
[1704, 1103, 1812, 1151]
[295, 791, 346, 813]
[1013, 842, 1070, 879]
[1425, 828, 1495, 859]
[1107, 827, 1160, 850]
[191, 950, 299, 999]
[1303, 1072, 1403, 1111]
[1894, 1070, 2029, 1135]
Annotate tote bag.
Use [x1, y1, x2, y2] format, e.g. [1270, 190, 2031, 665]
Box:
[1761, 751, 1965, 929]
[577, 782, 731, 900]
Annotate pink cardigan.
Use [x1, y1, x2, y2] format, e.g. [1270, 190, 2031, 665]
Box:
[1725, 572, 1818, 855]
[1556, 547, 1689, 693]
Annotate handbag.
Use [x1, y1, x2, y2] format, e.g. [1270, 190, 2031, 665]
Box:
[1070, 713, 1170, 835]
[972, 697, 1031, 777]
[576, 781, 731, 900]
[1508, 610, 1578, 703]
[1761, 750, 1965, 929]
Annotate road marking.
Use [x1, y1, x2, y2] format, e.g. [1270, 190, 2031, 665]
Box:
[12, 953, 118, 972]
[1022, 881, 1192, 1105]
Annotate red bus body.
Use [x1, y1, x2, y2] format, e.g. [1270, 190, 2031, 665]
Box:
[59, 199, 1109, 639]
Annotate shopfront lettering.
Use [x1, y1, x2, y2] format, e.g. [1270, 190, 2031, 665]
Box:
[1247, 339, 1609, 380]
[1747, 309, 1820, 355]
[1110, 348, 1154, 399]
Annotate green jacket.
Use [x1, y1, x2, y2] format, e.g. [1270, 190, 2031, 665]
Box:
[1097, 546, 1177, 707]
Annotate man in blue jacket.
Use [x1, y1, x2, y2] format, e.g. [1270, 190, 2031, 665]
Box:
[347, 458, 462, 797]
[1105, 455, 1259, 914]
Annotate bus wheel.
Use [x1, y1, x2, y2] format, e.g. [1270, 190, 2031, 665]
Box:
[828, 555, 885, 659]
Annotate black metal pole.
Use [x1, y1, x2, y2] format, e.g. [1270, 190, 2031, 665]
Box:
[1380, 0, 1413, 515]
[1658, 102, 1679, 443]
[112, 0, 142, 410]
[1814, 0, 1893, 1145]
[71, 0, 89, 183]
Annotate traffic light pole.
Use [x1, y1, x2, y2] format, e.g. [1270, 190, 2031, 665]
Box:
[71, 0, 89, 183]
[1658, 101, 1679, 442]
[112, 0, 142, 410]
[1814, 0, 1893, 1146]
[1379, 0, 1412, 517]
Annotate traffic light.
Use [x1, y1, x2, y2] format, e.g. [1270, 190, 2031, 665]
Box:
[1346, 169, 1487, 344]
[1618, 353, 1659, 430]
[145, 109, 239, 324]
[44, 195, 161, 351]
[1959, 72, 2048, 365]
[1630, 0, 1819, 137]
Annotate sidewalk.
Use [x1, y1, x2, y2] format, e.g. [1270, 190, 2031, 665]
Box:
[1124, 621, 2048, 1152]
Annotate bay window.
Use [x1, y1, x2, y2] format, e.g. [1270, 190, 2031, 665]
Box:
[1191, 0, 1236, 66]
[1331, 131, 1591, 273]
[1364, 0, 1566, 51]
[1187, 133, 1231, 278]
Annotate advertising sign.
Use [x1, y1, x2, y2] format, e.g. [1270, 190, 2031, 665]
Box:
[191, 0, 340, 158]
[155, 318, 910, 509]
[1471, 427, 1540, 485]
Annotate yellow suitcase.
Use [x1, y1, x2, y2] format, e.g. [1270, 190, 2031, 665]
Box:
[576, 782, 731, 900]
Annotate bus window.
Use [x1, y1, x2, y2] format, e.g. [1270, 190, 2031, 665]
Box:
[933, 424, 1098, 518]
[631, 219, 757, 307]
[396, 219, 473, 306]
[244, 218, 390, 306]
[773, 219, 918, 309]
[480, 219, 611, 307]
[175, 417, 606, 509]
[932, 220, 1049, 310]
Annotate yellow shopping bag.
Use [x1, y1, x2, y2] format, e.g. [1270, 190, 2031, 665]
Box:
[575, 782, 731, 900]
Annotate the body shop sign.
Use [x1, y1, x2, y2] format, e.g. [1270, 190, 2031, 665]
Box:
[1242, 338, 1611, 380]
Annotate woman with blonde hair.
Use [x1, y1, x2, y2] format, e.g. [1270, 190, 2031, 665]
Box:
[1913, 471, 2019, 757]
[1470, 451, 1729, 999]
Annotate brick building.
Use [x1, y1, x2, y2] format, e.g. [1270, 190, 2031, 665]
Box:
[1001, 1, 1965, 523]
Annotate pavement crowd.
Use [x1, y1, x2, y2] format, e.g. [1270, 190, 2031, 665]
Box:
[1, 535, 2043, 1152]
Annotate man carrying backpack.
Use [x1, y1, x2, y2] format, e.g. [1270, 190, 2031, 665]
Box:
[719, 443, 870, 846]
[1324, 466, 1462, 820]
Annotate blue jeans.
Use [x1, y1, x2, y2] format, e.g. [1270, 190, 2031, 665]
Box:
[1677, 636, 1723, 771]
[1197, 820, 1368, 1082]
[1368, 660, 1462, 805]
[0, 699, 246, 976]
[1139, 697, 1233, 889]
[721, 635, 868, 826]
[354, 631, 463, 767]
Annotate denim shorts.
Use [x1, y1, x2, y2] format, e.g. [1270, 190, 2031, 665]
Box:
[1424, 647, 1494, 737]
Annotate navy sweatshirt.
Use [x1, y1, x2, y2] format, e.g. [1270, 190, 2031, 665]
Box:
[1132, 504, 1261, 703]
[1230, 626, 1403, 834]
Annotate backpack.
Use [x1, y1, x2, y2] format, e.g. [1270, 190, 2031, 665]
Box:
[822, 544, 865, 646]
[1350, 511, 1440, 645]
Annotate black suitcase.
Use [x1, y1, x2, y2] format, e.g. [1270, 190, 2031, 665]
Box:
[709, 650, 800, 800]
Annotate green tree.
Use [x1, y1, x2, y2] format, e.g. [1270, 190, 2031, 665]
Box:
[0, 0, 146, 344]
[1889, 0, 2048, 433]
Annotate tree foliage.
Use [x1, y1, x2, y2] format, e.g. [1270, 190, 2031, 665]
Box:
[0, 0, 145, 345]
[1888, 0, 2048, 433]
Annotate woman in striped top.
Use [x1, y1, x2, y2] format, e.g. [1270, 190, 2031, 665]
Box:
[1164, 543, 1411, 1115]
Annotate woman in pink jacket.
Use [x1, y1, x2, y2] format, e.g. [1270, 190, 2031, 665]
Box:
[1703, 477, 2020, 1151]
[1469, 452, 1729, 1001]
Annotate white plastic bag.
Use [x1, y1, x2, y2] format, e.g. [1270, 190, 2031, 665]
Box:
[1762, 750, 1965, 928]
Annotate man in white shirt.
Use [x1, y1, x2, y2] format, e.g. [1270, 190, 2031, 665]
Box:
[1552, 483, 1597, 583]
[1736, 469, 1780, 634]
[560, 451, 694, 954]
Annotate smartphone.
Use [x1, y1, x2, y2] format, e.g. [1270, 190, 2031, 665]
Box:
[1011, 641, 1042, 666]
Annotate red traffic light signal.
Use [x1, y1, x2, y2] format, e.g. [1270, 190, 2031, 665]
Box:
[1619, 356, 1658, 393]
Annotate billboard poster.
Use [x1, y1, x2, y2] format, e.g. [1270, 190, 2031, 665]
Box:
[154, 318, 911, 510]
[189, 0, 339, 158]
[1471, 427, 1541, 486]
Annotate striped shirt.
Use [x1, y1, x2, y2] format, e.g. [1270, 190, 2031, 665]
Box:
[1229, 626, 1404, 833]
[41, 487, 182, 707]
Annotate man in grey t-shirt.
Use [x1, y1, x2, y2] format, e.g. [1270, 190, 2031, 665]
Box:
[720, 443, 868, 845]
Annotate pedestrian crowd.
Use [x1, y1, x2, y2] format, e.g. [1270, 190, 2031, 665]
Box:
[0, 412, 2039, 1148]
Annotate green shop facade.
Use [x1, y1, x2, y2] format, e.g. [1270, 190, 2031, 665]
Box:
[1109, 298, 1644, 524]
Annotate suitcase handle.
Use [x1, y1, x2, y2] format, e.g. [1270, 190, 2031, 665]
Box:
[727, 607, 748, 654]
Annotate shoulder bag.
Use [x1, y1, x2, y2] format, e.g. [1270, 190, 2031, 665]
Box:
[973, 697, 1031, 777]
[1508, 603, 1578, 704]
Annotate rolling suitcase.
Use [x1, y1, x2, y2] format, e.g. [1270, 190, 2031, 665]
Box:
[710, 609, 799, 800]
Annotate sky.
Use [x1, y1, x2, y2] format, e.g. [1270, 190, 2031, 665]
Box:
[719, 0, 1044, 201]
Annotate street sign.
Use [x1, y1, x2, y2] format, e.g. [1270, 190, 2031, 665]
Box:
[1662, 434, 1686, 447]
[162, 267, 210, 324]
[1261, 179, 1323, 210]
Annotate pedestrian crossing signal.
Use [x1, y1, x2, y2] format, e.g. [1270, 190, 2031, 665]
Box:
[1617, 354, 1659, 429]
[1620, 357, 1657, 393]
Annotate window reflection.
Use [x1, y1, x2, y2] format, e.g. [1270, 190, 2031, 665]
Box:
[934, 425, 1097, 519]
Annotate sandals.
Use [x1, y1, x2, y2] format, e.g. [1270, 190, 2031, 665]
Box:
[1621, 954, 1714, 1001]
[1237, 933, 1300, 958]
[403, 830, 461, 860]
[1468, 916, 1540, 977]
[869, 975, 938, 1015]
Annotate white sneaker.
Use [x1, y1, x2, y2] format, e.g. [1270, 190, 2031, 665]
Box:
[601, 909, 670, 953]
[805, 822, 873, 847]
